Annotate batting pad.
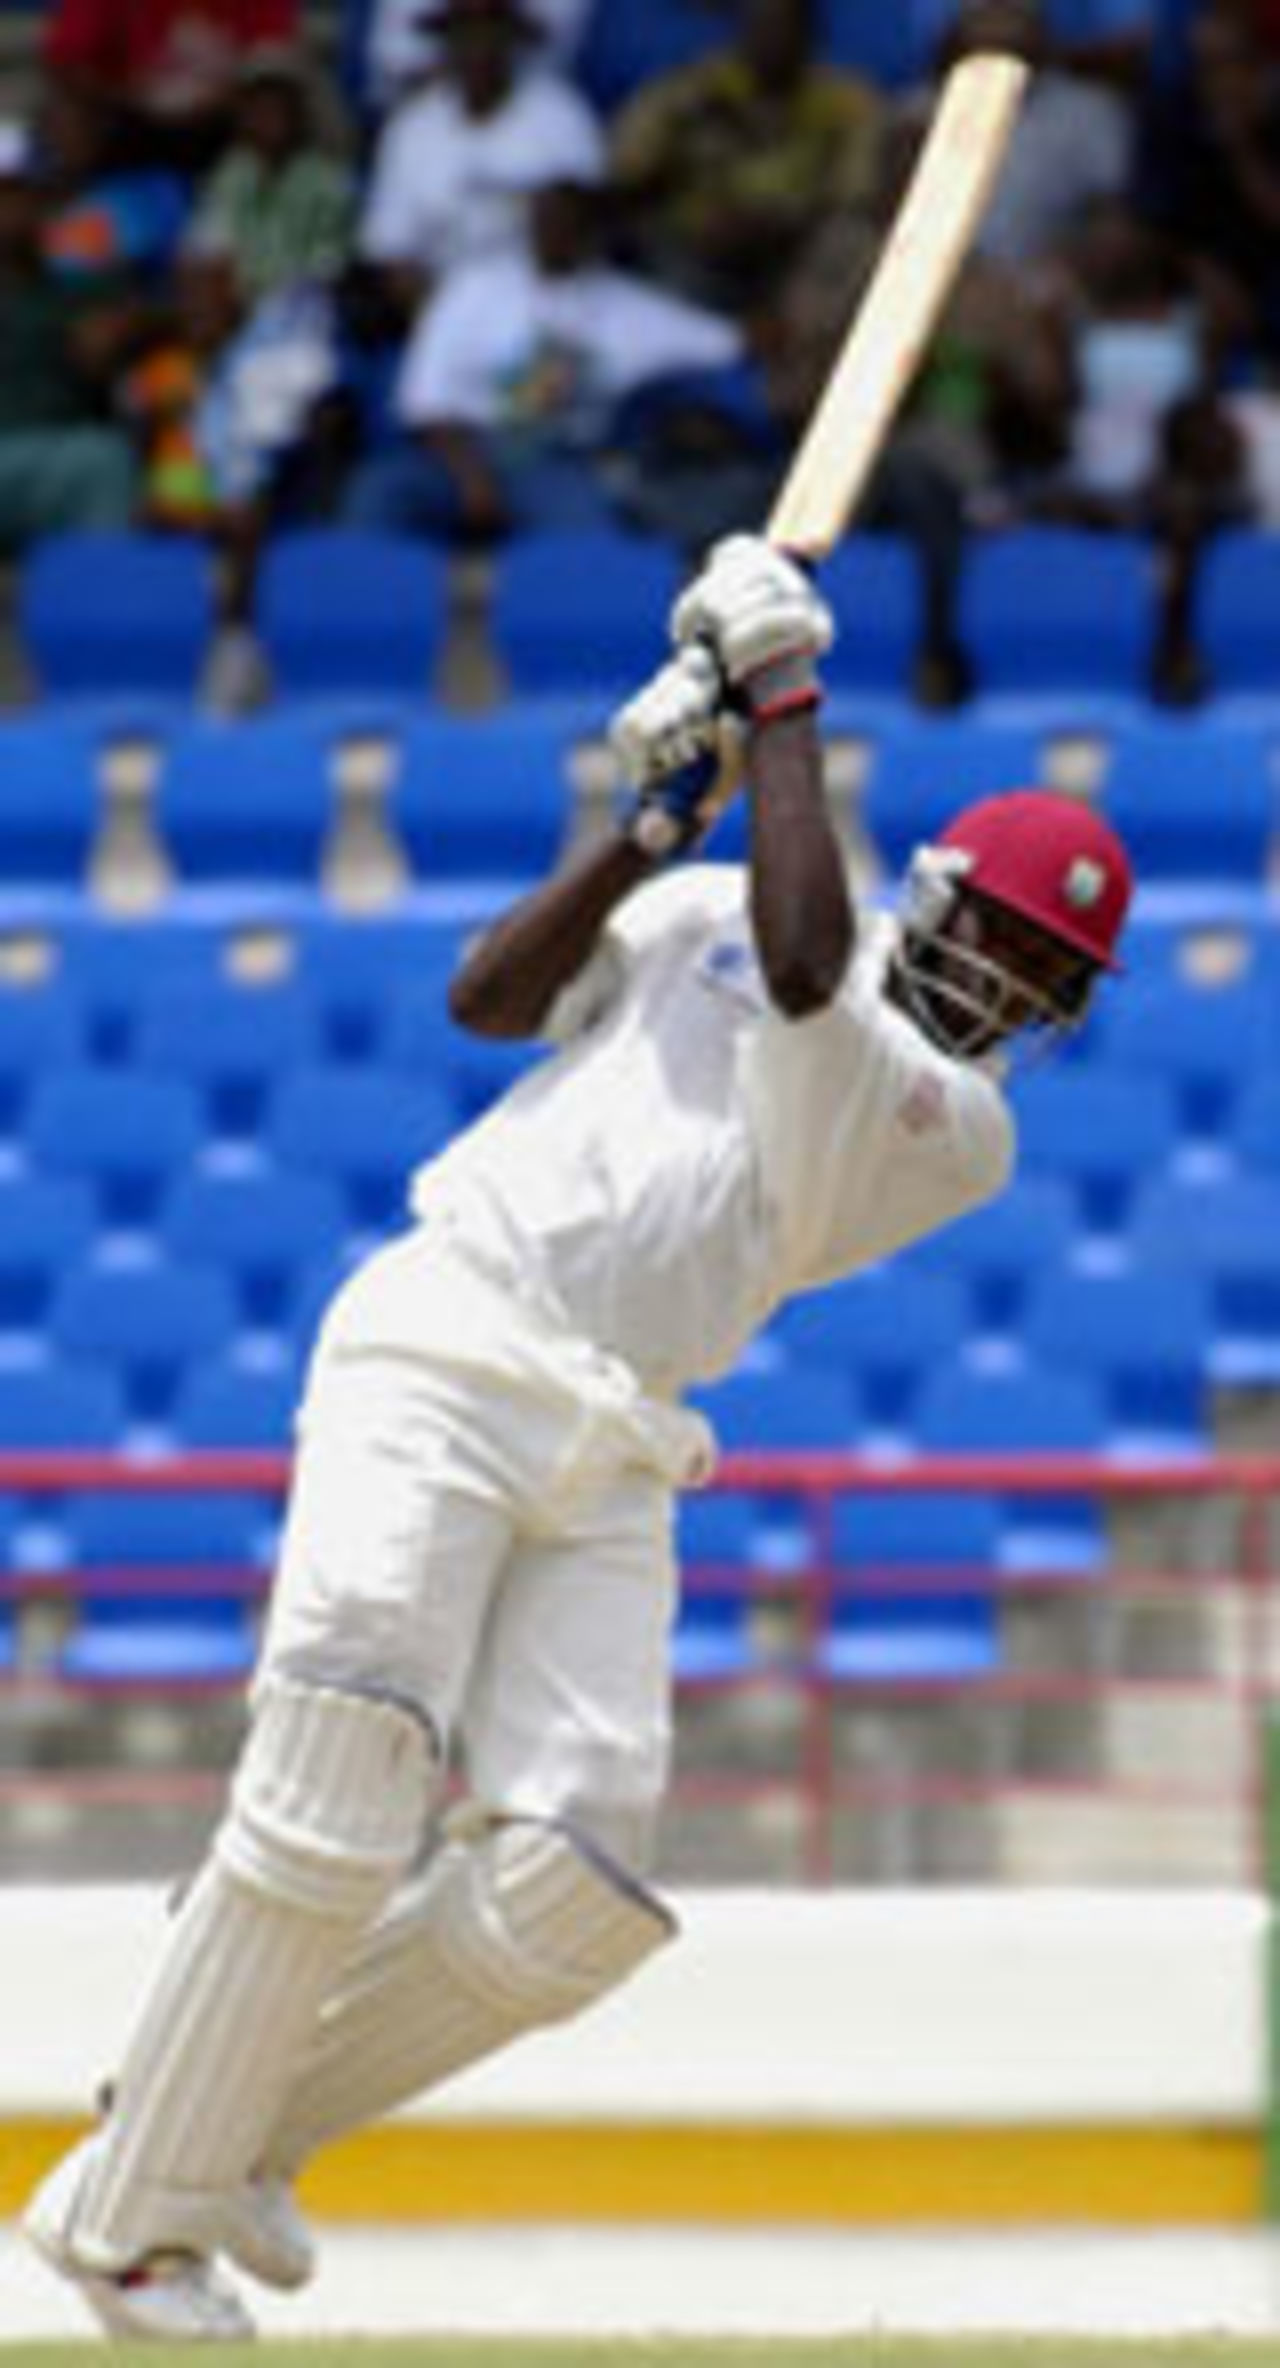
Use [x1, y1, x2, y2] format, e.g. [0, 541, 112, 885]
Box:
[67, 1678, 436, 2270]
[262, 1814, 677, 2175]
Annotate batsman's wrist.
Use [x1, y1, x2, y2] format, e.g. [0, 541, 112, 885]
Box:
[740, 648, 823, 720]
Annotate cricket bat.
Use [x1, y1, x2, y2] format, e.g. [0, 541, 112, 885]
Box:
[764, 48, 1029, 562]
[695, 49, 1027, 822]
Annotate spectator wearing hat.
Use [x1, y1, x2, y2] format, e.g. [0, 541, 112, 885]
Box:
[45, 0, 301, 174]
[358, 0, 604, 324]
[188, 47, 357, 299]
[361, 0, 591, 117]
[0, 119, 139, 547]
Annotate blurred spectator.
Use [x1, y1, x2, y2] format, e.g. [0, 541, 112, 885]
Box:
[1137, 3, 1280, 360]
[1024, 199, 1249, 698]
[0, 121, 138, 549]
[123, 249, 339, 530]
[609, 0, 885, 321]
[45, 0, 301, 174]
[121, 246, 343, 696]
[344, 175, 746, 544]
[913, 0, 1154, 93]
[361, 0, 591, 117]
[267, 260, 405, 523]
[188, 47, 357, 300]
[358, 0, 604, 324]
[1037, 201, 1211, 522]
[927, 0, 1135, 268]
[37, 78, 189, 286]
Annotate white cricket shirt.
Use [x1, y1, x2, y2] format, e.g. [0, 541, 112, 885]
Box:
[410, 867, 1013, 1397]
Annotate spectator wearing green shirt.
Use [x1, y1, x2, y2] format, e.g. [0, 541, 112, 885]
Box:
[610, 0, 886, 323]
[189, 47, 357, 300]
[0, 120, 138, 548]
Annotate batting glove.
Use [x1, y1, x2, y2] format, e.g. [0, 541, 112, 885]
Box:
[611, 644, 730, 861]
[671, 533, 834, 721]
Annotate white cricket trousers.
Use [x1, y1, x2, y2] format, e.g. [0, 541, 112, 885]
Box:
[256, 1227, 715, 1867]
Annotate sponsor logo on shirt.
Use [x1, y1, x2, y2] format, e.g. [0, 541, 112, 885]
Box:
[896, 1073, 948, 1135]
[697, 936, 767, 1012]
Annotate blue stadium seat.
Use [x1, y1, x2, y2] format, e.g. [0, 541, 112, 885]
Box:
[0, 716, 101, 883]
[576, 0, 724, 109]
[958, 528, 1154, 702]
[387, 709, 578, 882]
[671, 1596, 762, 1682]
[138, 977, 322, 1136]
[1196, 527, 1280, 712]
[859, 717, 1045, 871]
[821, 0, 927, 83]
[173, 1362, 299, 1447]
[290, 914, 463, 1059]
[26, 1067, 204, 1224]
[491, 527, 680, 697]
[1233, 1078, 1280, 1174]
[255, 527, 447, 702]
[58, 1488, 267, 1685]
[48, 1257, 239, 1424]
[1095, 972, 1271, 1137]
[0, 1491, 20, 1671]
[819, 535, 923, 704]
[0, 1178, 97, 1328]
[768, 1268, 969, 1429]
[822, 1489, 1005, 1682]
[696, 1366, 861, 1450]
[912, 1361, 1108, 1574]
[162, 1171, 347, 1326]
[677, 1492, 757, 1564]
[267, 1064, 456, 1228]
[1098, 719, 1274, 888]
[0, 1360, 127, 1445]
[1127, 1172, 1280, 1386]
[1012, 1068, 1180, 1233]
[1021, 1269, 1213, 1447]
[154, 715, 339, 884]
[908, 1176, 1078, 1329]
[382, 979, 538, 1121]
[19, 531, 215, 702]
[55, 918, 225, 1060]
[0, 977, 83, 1129]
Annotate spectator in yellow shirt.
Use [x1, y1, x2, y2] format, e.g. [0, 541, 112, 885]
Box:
[610, 0, 885, 322]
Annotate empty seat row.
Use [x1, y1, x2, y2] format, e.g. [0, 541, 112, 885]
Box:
[1, 704, 1279, 897]
[18, 523, 1280, 714]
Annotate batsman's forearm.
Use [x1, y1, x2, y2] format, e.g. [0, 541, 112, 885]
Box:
[746, 709, 854, 1018]
[447, 828, 654, 1038]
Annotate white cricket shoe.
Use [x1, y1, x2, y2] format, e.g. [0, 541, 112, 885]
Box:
[23, 2135, 256, 2343]
[221, 2175, 317, 2290]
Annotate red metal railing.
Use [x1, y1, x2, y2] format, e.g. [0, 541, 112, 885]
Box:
[2, 1449, 1279, 1885]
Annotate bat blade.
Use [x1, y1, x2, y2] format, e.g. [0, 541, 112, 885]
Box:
[766, 49, 1028, 561]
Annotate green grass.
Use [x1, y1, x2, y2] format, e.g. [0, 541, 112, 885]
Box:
[8, 2343, 1280, 2367]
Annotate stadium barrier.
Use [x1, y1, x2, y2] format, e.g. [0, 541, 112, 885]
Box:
[2, 1449, 1280, 2228]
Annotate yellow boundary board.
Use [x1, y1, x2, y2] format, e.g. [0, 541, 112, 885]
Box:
[0, 2118, 1261, 2226]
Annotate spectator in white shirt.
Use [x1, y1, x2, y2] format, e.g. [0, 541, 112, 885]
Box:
[344, 174, 745, 542]
[358, 0, 604, 322]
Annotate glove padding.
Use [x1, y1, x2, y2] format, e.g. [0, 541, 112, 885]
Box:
[609, 643, 723, 787]
[671, 534, 834, 716]
[610, 646, 729, 862]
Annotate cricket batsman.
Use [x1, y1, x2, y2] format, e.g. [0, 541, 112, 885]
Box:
[25, 533, 1132, 2340]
